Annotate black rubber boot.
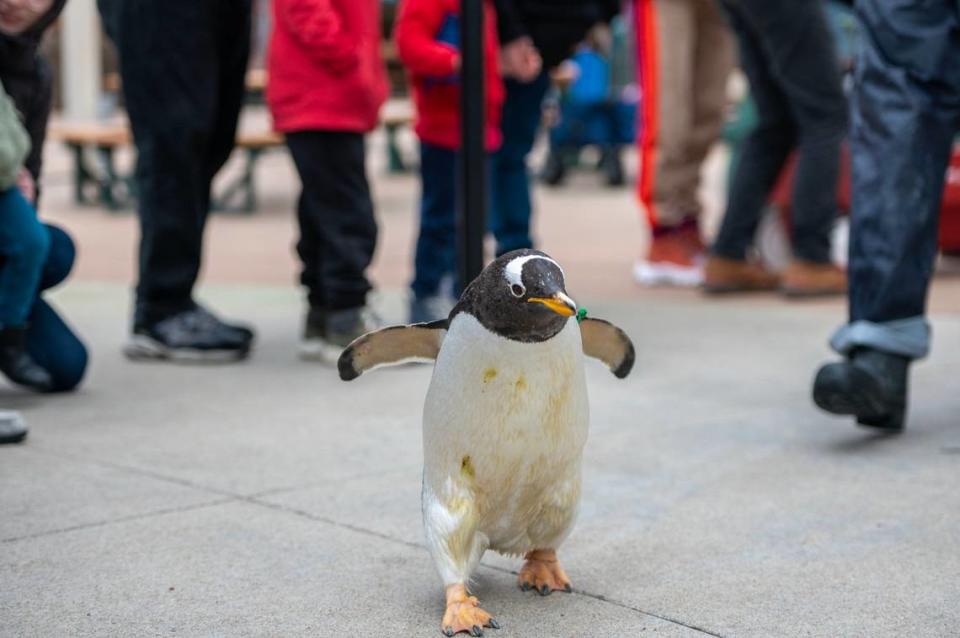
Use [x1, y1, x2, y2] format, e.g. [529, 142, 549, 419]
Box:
[813, 348, 910, 431]
[0, 327, 53, 392]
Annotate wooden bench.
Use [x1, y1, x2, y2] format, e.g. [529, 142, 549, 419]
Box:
[50, 122, 285, 213]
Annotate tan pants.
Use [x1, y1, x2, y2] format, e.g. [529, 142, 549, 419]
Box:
[635, 0, 734, 229]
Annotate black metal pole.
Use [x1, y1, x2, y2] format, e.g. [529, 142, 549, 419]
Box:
[458, 0, 486, 291]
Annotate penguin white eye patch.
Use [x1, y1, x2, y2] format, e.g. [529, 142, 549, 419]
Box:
[503, 255, 565, 288]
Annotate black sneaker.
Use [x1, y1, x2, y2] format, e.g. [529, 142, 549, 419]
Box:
[125, 307, 252, 363]
[299, 306, 378, 363]
[193, 305, 256, 345]
[0, 327, 53, 391]
[813, 348, 910, 431]
[0, 410, 27, 444]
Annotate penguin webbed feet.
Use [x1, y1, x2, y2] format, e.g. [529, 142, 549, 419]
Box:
[517, 549, 572, 596]
[442, 584, 499, 636]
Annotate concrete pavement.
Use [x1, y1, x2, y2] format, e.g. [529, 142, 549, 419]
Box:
[2, 282, 959, 637]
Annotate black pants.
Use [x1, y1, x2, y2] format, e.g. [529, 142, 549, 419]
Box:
[713, 0, 847, 264]
[98, 0, 252, 326]
[286, 131, 377, 312]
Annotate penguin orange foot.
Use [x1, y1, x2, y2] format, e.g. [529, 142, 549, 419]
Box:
[518, 549, 572, 595]
[442, 584, 500, 636]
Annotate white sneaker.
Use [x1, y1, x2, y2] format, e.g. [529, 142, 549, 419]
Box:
[0, 410, 27, 444]
[632, 260, 704, 288]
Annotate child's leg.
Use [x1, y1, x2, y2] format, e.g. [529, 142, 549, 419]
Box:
[0, 189, 50, 329]
[285, 131, 378, 312]
[412, 143, 457, 300]
[25, 226, 87, 392]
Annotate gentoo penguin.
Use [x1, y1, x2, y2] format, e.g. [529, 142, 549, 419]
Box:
[338, 249, 634, 636]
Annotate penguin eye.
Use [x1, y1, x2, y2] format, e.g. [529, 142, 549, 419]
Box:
[510, 283, 526, 298]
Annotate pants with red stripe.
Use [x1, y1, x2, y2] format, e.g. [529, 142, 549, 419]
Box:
[635, 0, 733, 231]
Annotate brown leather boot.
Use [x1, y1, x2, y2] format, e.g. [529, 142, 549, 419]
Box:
[781, 260, 847, 297]
[703, 256, 780, 293]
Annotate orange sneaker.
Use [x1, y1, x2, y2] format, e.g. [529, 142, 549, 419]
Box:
[702, 256, 780, 293]
[634, 222, 705, 288]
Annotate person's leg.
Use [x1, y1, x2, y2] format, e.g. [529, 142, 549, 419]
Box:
[710, 1, 795, 263]
[104, 0, 223, 327]
[0, 190, 53, 390]
[0, 189, 49, 329]
[674, 0, 734, 207]
[747, 0, 847, 266]
[201, 0, 252, 217]
[489, 72, 550, 256]
[26, 225, 88, 393]
[635, 0, 697, 228]
[814, 0, 960, 430]
[286, 130, 378, 347]
[411, 143, 457, 321]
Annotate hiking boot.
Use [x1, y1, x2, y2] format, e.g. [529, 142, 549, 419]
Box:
[813, 348, 910, 431]
[0, 327, 53, 391]
[702, 256, 780, 294]
[0, 410, 27, 444]
[300, 306, 380, 363]
[633, 221, 705, 288]
[781, 260, 847, 298]
[125, 307, 253, 363]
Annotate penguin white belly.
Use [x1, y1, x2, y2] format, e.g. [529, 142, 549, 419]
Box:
[422, 314, 589, 557]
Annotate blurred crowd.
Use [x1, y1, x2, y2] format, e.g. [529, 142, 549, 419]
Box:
[1, 0, 958, 443]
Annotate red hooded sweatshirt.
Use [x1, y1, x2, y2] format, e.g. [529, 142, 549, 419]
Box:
[394, 0, 504, 151]
[267, 0, 388, 133]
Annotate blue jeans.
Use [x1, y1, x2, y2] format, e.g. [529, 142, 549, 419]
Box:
[0, 188, 49, 328]
[412, 143, 458, 300]
[829, 0, 960, 361]
[490, 72, 551, 256]
[0, 221, 87, 392]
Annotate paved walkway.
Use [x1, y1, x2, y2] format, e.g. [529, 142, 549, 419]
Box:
[3, 281, 959, 637]
[2, 120, 960, 636]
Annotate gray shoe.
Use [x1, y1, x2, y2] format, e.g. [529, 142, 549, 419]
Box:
[299, 306, 380, 363]
[0, 410, 27, 444]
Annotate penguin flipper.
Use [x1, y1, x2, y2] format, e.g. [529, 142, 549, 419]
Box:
[338, 320, 448, 381]
[579, 318, 635, 378]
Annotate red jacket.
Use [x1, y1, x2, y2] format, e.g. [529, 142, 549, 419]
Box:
[267, 0, 388, 133]
[394, 0, 504, 151]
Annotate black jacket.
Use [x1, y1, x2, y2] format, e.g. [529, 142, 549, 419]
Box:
[0, 0, 68, 183]
[493, 0, 621, 69]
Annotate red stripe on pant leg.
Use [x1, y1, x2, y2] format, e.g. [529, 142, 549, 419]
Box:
[635, 0, 660, 228]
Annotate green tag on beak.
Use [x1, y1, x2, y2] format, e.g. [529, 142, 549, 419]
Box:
[576, 308, 588, 324]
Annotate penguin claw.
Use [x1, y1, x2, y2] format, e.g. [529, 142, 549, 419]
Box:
[471, 625, 483, 636]
[444, 628, 455, 637]
[517, 549, 573, 598]
[489, 619, 500, 630]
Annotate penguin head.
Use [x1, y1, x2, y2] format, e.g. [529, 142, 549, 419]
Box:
[457, 249, 578, 343]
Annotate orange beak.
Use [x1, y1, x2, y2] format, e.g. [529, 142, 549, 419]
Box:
[527, 292, 577, 317]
